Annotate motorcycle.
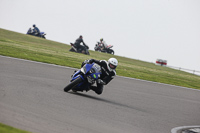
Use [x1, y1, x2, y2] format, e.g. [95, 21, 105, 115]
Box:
[26, 28, 46, 39]
[94, 43, 114, 54]
[64, 63, 102, 93]
[69, 43, 90, 55]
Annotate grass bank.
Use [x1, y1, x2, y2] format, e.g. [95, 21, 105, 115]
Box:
[0, 28, 200, 89]
[0, 123, 31, 133]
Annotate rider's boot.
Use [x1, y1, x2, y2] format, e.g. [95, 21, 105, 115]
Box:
[90, 86, 103, 95]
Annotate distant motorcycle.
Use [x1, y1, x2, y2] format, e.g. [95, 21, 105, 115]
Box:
[69, 43, 90, 55]
[64, 63, 101, 93]
[26, 28, 46, 39]
[94, 43, 114, 54]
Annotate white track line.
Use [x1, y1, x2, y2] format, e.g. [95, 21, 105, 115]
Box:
[171, 126, 200, 133]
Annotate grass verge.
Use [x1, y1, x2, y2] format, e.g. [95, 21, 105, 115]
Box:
[0, 123, 31, 133]
[0, 28, 200, 89]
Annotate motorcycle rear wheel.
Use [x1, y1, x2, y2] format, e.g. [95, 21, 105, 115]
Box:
[108, 49, 114, 54]
[64, 77, 83, 92]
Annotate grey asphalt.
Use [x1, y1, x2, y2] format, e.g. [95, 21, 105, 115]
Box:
[0, 56, 200, 133]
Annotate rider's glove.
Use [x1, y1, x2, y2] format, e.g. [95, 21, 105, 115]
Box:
[97, 79, 106, 85]
[84, 60, 90, 64]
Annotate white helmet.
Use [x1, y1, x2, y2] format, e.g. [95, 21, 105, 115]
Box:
[107, 58, 118, 71]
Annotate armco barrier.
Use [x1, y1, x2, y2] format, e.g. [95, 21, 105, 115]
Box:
[167, 65, 200, 76]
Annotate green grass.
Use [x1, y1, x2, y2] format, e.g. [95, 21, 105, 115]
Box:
[0, 123, 31, 133]
[0, 28, 200, 89]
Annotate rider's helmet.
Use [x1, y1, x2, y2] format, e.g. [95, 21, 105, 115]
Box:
[80, 35, 83, 38]
[107, 58, 118, 71]
[33, 24, 36, 27]
[100, 38, 103, 41]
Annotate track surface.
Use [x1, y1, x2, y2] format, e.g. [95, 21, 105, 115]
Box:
[0, 56, 200, 133]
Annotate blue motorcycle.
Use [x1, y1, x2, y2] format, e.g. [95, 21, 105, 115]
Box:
[26, 28, 46, 39]
[64, 63, 102, 93]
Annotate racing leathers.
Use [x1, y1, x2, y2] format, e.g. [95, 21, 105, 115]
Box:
[33, 26, 40, 36]
[74, 37, 87, 52]
[98, 41, 107, 51]
[82, 59, 116, 95]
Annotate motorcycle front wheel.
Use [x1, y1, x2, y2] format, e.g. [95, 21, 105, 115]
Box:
[86, 51, 90, 55]
[64, 77, 83, 92]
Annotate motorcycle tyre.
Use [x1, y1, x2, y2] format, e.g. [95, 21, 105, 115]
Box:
[64, 77, 83, 92]
[86, 51, 90, 55]
[109, 49, 114, 55]
[69, 48, 76, 52]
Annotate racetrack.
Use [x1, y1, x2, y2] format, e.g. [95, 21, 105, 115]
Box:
[0, 56, 200, 133]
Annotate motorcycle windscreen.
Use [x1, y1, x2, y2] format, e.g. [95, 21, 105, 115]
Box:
[90, 63, 102, 79]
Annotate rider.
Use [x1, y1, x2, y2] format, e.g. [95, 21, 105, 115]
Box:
[32, 24, 40, 36]
[81, 58, 118, 95]
[74, 35, 88, 53]
[98, 38, 107, 51]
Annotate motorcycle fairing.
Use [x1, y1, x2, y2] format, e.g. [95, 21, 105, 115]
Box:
[81, 63, 101, 80]
[70, 63, 101, 91]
